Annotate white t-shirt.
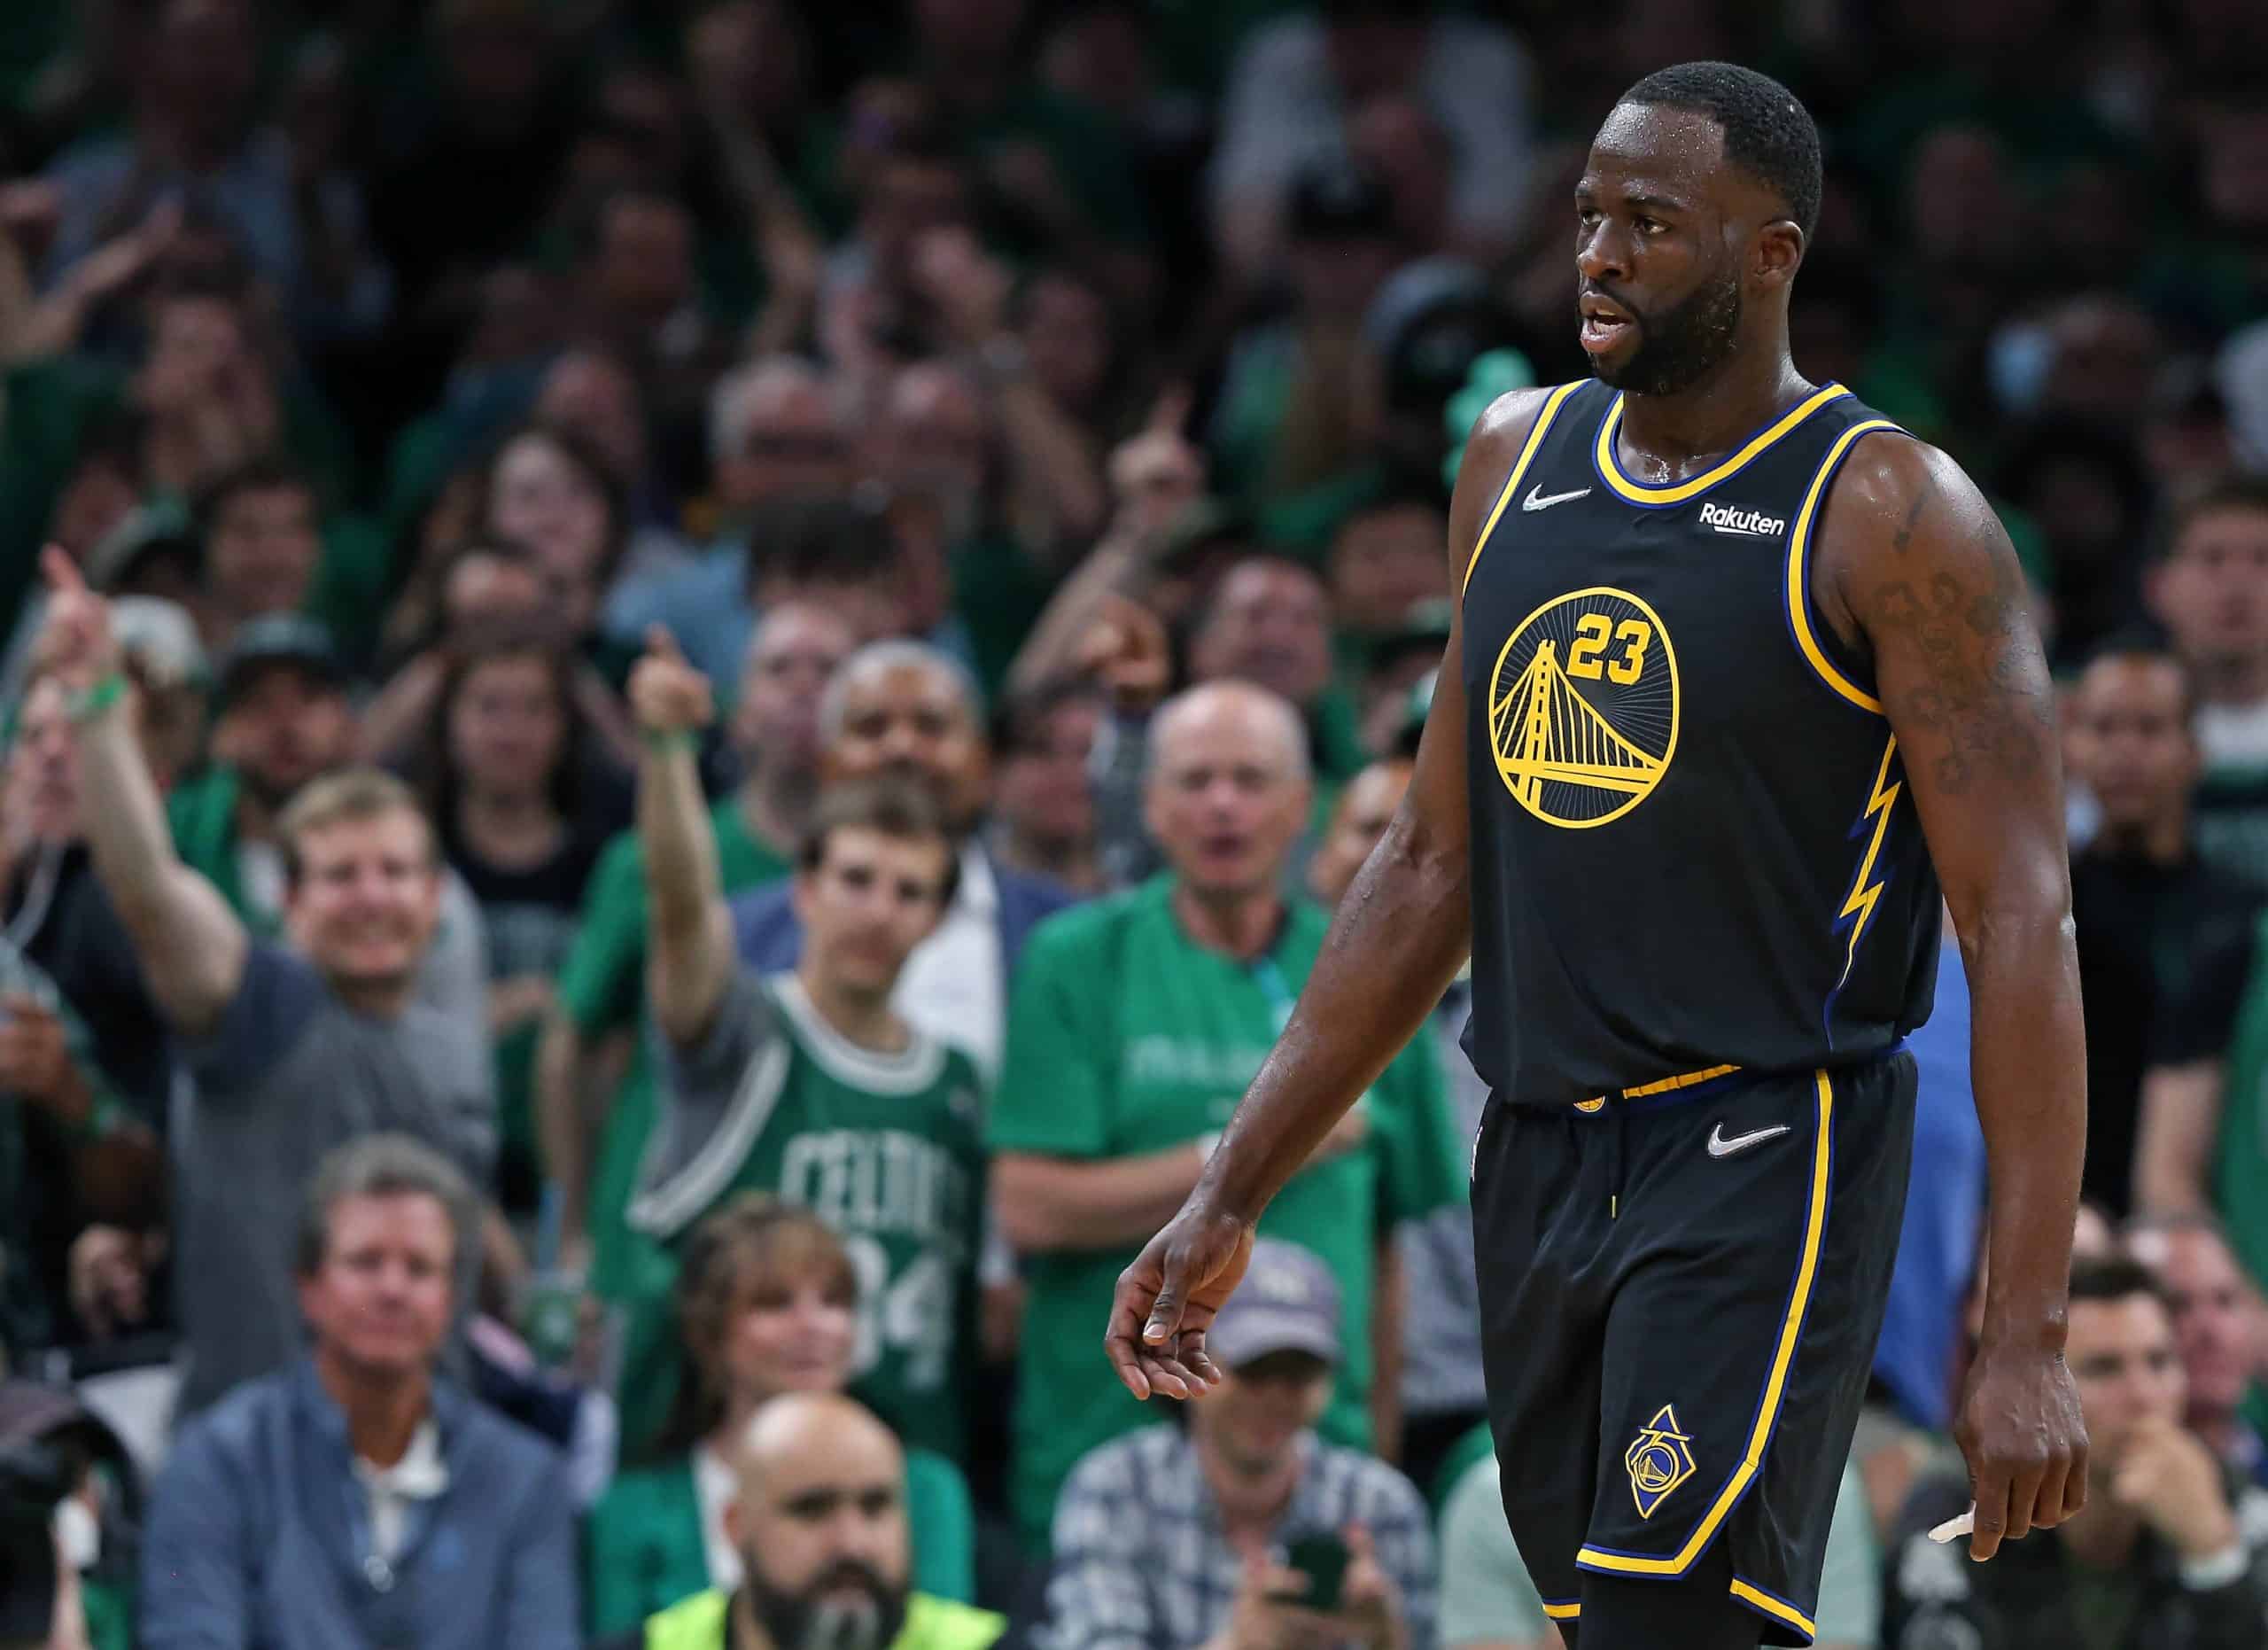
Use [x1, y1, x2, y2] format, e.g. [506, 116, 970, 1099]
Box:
[891, 845, 1004, 1089]
[352, 1418, 448, 1563]
[694, 1442, 744, 1593]
[2198, 697, 2268, 769]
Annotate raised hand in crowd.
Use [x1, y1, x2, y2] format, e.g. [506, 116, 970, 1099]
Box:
[629, 625, 730, 1047]
[1069, 593, 1174, 717]
[627, 623, 716, 741]
[0, 989, 95, 1126]
[1006, 385, 1206, 697]
[913, 226, 1014, 349]
[1, 194, 181, 365]
[34, 546, 249, 1037]
[67, 1223, 158, 1343]
[1109, 384, 1208, 541]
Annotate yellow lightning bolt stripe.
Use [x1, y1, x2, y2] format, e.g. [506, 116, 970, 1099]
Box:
[1832, 735, 1903, 992]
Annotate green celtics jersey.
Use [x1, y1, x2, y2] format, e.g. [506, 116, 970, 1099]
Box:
[629, 969, 987, 1459]
[557, 799, 791, 1299]
[987, 876, 1463, 1545]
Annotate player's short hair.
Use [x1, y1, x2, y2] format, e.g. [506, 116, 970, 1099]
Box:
[296, 1132, 474, 1277]
[2067, 1254, 2173, 1315]
[1618, 61, 1821, 240]
[796, 775, 961, 910]
[276, 767, 438, 887]
[2154, 472, 2268, 563]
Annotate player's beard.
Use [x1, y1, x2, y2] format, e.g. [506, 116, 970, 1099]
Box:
[743, 1559, 907, 1650]
[1591, 266, 1744, 397]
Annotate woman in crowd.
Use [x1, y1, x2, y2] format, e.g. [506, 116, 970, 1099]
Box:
[480, 422, 632, 662]
[415, 621, 630, 1213]
[584, 1195, 977, 1638]
[364, 424, 641, 767]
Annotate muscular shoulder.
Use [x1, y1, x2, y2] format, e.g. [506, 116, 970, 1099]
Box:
[1455, 385, 1562, 508]
[1815, 436, 2009, 594]
[1813, 434, 2027, 653]
[1449, 384, 1575, 581]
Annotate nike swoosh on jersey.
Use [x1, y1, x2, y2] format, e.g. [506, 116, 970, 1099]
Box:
[1522, 483, 1592, 511]
[1705, 1122, 1791, 1158]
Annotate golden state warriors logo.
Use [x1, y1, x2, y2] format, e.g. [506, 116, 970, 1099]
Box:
[1625, 1404, 1697, 1519]
[1489, 586, 1678, 829]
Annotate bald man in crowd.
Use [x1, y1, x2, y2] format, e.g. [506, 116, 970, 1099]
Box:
[989, 682, 1462, 1545]
[592, 1394, 1006, 1650]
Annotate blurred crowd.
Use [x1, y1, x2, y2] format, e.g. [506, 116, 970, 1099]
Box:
[0, 0, 2265, 1646]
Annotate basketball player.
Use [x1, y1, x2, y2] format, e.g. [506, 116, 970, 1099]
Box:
[1107, 61, 2088, 1649]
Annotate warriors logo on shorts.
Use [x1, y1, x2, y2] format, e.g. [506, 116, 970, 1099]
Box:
[1624, 1404, 1697, 1519]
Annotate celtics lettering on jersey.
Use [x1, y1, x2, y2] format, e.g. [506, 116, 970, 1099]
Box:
[632, 969, 986, 1456]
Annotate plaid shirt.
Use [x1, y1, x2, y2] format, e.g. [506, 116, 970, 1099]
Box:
[1045, 1423, 1439, 1650]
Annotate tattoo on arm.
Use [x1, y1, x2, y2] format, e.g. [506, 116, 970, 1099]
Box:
[1868, 525, 2054, 798]
[1889, 474, 1937, 554]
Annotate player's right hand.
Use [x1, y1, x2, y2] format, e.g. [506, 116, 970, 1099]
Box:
[1106, 1195, 1254, 1404]
[628, 624, 714, 738]
[35, 546, 120, 692]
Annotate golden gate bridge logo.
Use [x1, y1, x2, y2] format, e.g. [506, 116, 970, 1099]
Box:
[1487, 586, 1679, 829]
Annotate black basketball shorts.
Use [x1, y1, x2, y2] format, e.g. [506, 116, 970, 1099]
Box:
[1470, 1051, 1917, 1646]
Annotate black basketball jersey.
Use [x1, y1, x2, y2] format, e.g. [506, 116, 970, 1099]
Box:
[1459, 377, 1942, 1105]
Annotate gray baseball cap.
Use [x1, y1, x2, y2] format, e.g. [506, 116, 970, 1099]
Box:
[1208, 1240, 1343, 1369]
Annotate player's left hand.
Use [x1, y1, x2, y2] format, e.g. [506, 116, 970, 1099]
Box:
[1954, 1339, 2088, 1560]
[1105, 1195, 1254, 1402]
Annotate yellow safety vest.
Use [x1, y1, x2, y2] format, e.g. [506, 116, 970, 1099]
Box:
[643, 1589, 1006, 1650]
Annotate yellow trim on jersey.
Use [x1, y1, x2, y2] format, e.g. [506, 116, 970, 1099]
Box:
[1540, 1601, 1581, 1621]
[1462, 380, 1588, 595]
[1594, 384, 1850, 506]
[1730, 1578, 1818, 1639]
[1618, 1062, 1740, 1100]
[1573, 1062, 1742, 1109]
[1783, 418, 1904, 714]
[1575, 1069, 1835, 1577]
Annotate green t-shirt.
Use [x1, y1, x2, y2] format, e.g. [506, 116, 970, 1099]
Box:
[620, 969, 987, 1462]
[987, 876, 1461, 1543]
[2213, 909, 2268, 1289]
[559, 800, 790, 1298]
